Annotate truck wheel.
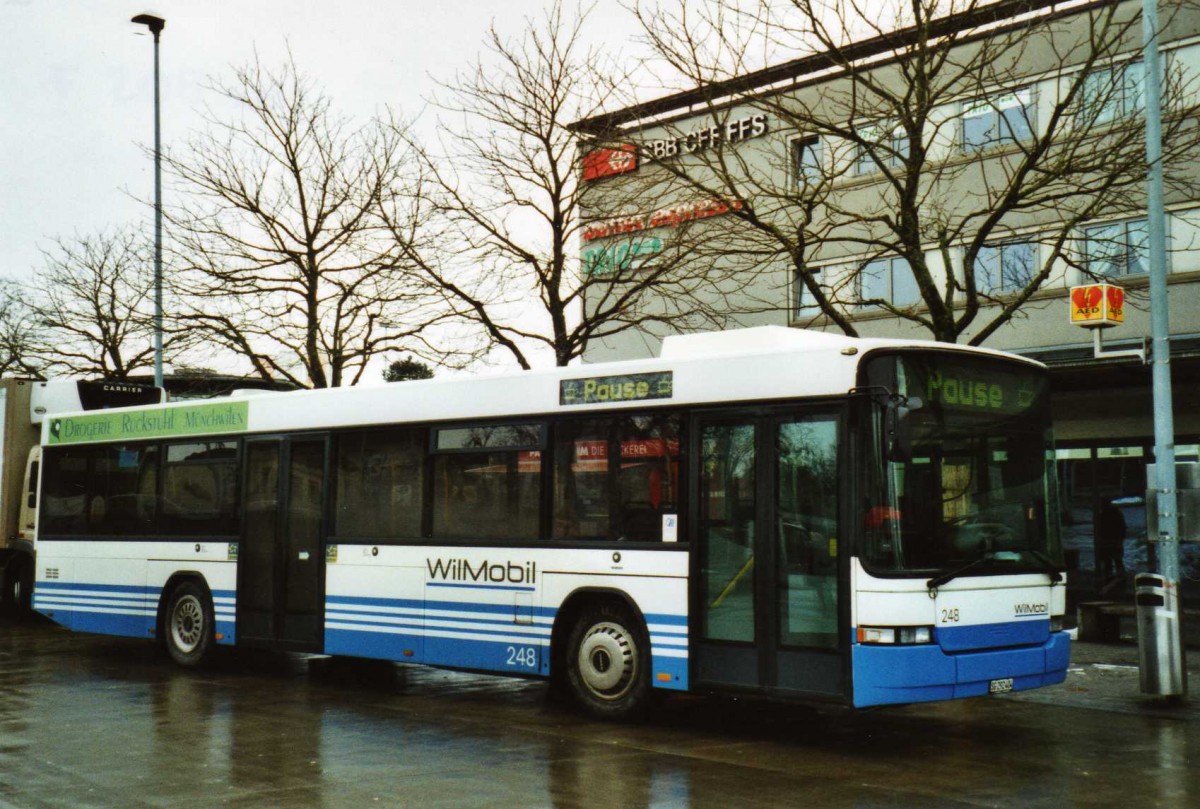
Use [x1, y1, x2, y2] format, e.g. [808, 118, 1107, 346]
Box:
[1, 566, 13, 616]
[565, 602, 650, 720]
[164, 581, 214, 667]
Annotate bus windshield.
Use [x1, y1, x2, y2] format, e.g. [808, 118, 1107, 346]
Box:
[859, 352, 1062, 577]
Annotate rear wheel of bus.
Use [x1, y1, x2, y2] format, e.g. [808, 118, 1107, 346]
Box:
[163, 581, 215, 666]
[565, 602, 650, 720]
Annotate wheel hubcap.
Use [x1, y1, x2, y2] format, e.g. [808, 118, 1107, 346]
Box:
[577, 621, 636, 700]
[171, 595, 204, 652]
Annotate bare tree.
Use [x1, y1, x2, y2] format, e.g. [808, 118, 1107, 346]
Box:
[23, 229, 182, 379]
[0, 280, 44, 378]
[604, 0, 1200, 344]
[166, 55, 461, 388]
[394, 1, 767, 369]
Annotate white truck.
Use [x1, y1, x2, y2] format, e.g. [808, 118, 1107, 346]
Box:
[0, 378, 163, 614]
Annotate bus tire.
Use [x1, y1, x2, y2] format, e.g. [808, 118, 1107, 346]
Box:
[164, 581, 214, 667]
[565, 602, 650, 720]
[2, 560, 33, 619]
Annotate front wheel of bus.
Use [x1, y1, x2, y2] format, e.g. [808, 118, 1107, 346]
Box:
[1, 561, 33, 619]
[566, 603, 650, 720]
[164, 582, 214, 667]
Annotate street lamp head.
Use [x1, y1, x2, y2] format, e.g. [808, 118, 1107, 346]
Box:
[131, 14, 165, 36]
[131, 11, 166, 389]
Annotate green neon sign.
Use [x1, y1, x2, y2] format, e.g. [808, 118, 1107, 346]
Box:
[560, 372, 673, 406]
[47, 401, 250, 445]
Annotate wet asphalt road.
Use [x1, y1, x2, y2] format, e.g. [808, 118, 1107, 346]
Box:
[1, 616, 1197, 808]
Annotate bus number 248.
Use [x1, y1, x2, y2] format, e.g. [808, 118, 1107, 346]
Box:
[506, 646, 538, 668]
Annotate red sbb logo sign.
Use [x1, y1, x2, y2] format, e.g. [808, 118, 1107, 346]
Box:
[581, 145, 638, 182]
[1069, 283, 1125, 328]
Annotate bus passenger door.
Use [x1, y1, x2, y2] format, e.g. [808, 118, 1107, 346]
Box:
[239, 437, 327, 651]
[693, 410, 844, 698]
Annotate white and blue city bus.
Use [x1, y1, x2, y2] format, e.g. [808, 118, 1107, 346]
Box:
[30, 327, 1068, 718]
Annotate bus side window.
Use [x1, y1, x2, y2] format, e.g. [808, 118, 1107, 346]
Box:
[91, 444, 158, 536]
[40, 447, 90, 535]
[431, 423, 543, 541]
[333, 429, 425, 540]
[551, 412, 682, 543]
[551, 419, 611, 540]
[162, 442, 238, 535]
[26, 460, 39, 509]
[19, 452, 40, 536]
[617, 413, 681, 542]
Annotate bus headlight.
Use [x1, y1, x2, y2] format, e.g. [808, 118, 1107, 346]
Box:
[1050, 616, 1064, 633]
[857, 626, 933, 645]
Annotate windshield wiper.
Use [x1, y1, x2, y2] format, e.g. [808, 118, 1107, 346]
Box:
[1027, 550, 1065, 584]
[925, 551, 1019, 592]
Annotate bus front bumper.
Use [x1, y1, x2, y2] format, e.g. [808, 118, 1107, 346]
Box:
[850, 630, 1070, 707]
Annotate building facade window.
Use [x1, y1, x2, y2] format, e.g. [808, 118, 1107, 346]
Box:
[975, 240, 1036, 294]
[962, 88, 1034, 151]
[1083, 218, 1149, 277]
[792, 136, 823, 185]
[853, 124, 908, 175]
[793, 268, 822, 318]
[1081, 60, 1143, 124]
[860, 255, 919, 307]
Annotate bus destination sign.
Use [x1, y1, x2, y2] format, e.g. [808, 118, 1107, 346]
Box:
[48, 401, 250, 445]
[560, 372, 673, 406]
[919, 366, 1042, 415]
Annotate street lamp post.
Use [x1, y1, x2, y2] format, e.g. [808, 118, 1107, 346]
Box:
[1140, 0, 1186, 698]
[132, 13, 165, 390]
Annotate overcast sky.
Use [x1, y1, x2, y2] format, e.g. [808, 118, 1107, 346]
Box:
[0, 0, 643, 285]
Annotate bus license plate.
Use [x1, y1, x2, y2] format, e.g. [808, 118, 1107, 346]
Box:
[989, 678, 1014, 695]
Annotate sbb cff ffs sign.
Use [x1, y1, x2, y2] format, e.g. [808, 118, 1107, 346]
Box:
[1070, 283, 1125, 328]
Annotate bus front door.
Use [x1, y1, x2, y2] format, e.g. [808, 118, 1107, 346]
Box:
[694, 410, 844, 699]
[239, 437, 327, 652]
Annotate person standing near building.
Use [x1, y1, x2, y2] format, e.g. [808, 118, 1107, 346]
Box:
[1096, 499, 1127, 595]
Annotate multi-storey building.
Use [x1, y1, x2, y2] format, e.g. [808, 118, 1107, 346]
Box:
[571, 0, 1200, 606]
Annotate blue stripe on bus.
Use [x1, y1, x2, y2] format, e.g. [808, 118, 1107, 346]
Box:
[328, 594, 560, 619]
[325, 626, 425, 661]
[66, 609, 157, 640]
[35, 582, 235, 599]
[424, 633, 546, 675]
[331, 614, 549, 638]
[327, 594, 689, 689]
[35, 582, 238, 645]
[329, 612, 551, 637]
[41, 581, 685, 685]
[36, 582, 160, 596]
[647, 629, 688, 639]
[850, 629, 1070, 707]
[327, 594, 423, 610]
[215, 619, 237, 646]
[936, 618, 1049, 652]
[426, 582, 536, 593]
[651, 652, 689, 691]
